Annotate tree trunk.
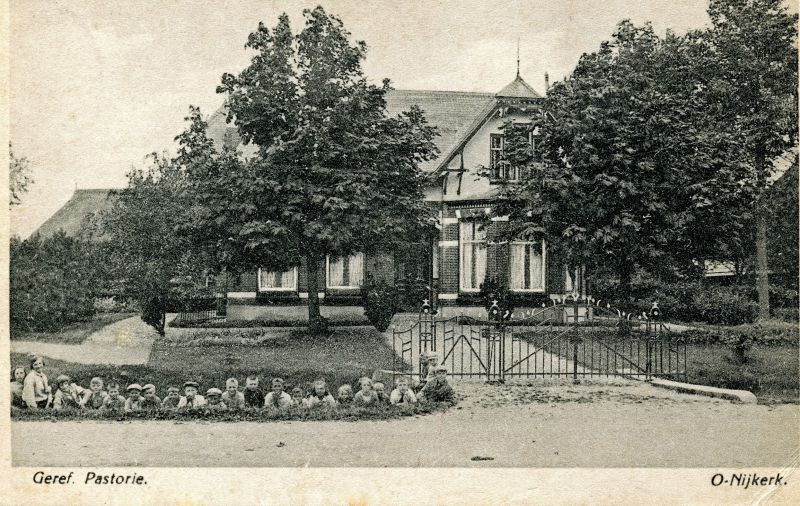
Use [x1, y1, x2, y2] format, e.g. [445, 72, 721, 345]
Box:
[755, 205, 770, 321]
[305, 255, 327, 334]
[618, 261, 633, 306]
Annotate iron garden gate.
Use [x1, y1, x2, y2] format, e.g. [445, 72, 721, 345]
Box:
[392, 298, 687, 383]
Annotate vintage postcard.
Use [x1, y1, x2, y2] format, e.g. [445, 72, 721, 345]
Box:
[3, 0, 799, 504]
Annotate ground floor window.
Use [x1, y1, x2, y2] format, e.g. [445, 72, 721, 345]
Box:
[565, 266, 580, 294]
[459, 221, 487, 291]
[327, 253, 364, 288]
[509, 240, 545, 291]
[258, 267, 297, 291]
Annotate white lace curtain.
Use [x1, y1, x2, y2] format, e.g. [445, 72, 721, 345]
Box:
[460, 222, 487, 290]
[509, 241, 544, 290]
[327, 253, 364, 288]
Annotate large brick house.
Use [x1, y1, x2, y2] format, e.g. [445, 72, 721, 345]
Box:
[207, 73, 584, 319]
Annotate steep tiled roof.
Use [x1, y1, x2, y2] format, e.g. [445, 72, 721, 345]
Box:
[32, 189, 115, 239]
[206, 89, 498, 173]
[384, 90, 496, 172]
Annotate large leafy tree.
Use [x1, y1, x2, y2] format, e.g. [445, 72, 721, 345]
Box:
[494, 21, 749, 300]
[181, 7, 437, 332]
[703, 0, 798, 319]
[99, 154, 210, 335]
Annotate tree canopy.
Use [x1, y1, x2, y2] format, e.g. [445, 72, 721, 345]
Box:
[180, 7, 438, 331]
[9, 142, 33, 207]
[493, 0, 797, 302]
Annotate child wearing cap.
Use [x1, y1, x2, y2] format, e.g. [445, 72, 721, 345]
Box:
[243, 375, 264, 409]
[264, 378, 293, 409]
[101, 382, 126, 413]
[336, 384, 354, 406]
[80, 377, 108, 410]
[177, 381, 207, 409]
[418, 365, 455, 403]
[124, 384, 144, 412]
[353, 377, 379, 406]
[418, 353, 440, 391]
[161, 386, 181, 410]
[52, 375, 86, 411]
[206, 388, 227, 411]
[140, 384, 162, 410]
[221, 378, 245, 410]
[390, 377, 417, 405]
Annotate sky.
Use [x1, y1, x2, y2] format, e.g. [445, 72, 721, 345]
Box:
[9, 0, 715, 237]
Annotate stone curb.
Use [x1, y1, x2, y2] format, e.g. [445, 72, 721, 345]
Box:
[648, 378, 758, 404]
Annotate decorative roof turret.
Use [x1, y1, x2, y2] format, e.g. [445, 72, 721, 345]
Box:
[495, 74, 542, 99]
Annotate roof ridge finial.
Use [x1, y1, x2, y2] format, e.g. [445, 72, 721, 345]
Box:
[516, 38, 520, 78]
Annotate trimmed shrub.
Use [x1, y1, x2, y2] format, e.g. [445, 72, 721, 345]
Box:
[361, 277, 399, 331]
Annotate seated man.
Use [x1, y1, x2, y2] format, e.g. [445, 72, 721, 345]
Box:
[419, 365, 455, 403]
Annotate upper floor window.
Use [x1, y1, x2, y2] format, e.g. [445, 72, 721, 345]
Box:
[490, 128, 537, 181]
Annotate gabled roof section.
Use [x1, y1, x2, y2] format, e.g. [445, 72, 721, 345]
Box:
[384, 90, 496, 172]
[496, 74, 542, 99]
[33, 189, 116, 239]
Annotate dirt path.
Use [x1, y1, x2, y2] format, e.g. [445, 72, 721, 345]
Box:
[10, 316, 158, 365]
[12, 381, 799, 467]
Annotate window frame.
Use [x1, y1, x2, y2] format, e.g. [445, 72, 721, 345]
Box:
[459, 221, 488, 293]
[508, 239, 547, 293]
[257, 267, 298, 292]
[326, 253, 365, 289]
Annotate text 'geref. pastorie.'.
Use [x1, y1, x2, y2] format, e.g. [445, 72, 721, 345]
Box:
[32, 471, 147, 485]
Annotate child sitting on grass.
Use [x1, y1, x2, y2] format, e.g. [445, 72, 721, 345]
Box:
[290, 387, 305, 406]
[373, 382, 389, 404]
[140, 384, 162, 410]
[101, 382, 126, 413]
[390, 377, 417, 405]
[161, 386, 181, 410]
[418, 353, 439, 391]
[178, 381, 206, 409]
[337, 384, 354, 406]
[52, 375, 86, 411]
[305, 379, 337, 408]
[80, 377, 108, 410]
[353, 377, 379, 406]
[264, 378, 293, 409]
[206, 388, 226, 411]
[124, 384, 144, 412]
[243, 375, 264, 409]
[418, 365, 455, 403]
[11, 366, 26, 409]
[221, 378, 245, 410]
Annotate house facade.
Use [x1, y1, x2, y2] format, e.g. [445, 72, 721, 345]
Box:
[209, 73, 584, 318]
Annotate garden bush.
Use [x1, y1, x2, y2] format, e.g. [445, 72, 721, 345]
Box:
[361, 277, 399, 331]
[10, 233, 100, 332]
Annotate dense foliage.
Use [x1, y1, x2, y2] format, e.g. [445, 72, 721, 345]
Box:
[361, 277, 399, 331]
[9, 142, 33, 207]
[10, 233, 99, 332]
[179, 7, 438, 334]
[494, 0, 797, 309]
[98, 154, 212, 335]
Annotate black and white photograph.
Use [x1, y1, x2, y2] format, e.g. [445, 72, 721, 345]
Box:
[4, 0, 799, 503]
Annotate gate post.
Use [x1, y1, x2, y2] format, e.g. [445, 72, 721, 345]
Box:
[572, 299, 580, 384]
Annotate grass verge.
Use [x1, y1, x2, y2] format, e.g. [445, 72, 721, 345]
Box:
[10, 313, 137, 344]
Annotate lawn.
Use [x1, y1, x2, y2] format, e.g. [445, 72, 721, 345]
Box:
[11, 327, 398, 397]
[10, 313, 137, 344]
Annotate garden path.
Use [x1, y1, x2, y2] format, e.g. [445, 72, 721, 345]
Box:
[10, 316, 158, 365]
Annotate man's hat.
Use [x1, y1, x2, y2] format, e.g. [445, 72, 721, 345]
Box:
[126, 383, 142, 391]
[272, 378, 285, 386]
[183, 381, 199, 388]
[142, 384, 156, 392]
[206, 387, 222, 396]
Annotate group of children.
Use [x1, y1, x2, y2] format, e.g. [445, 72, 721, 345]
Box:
[11, 353, 455, 414]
